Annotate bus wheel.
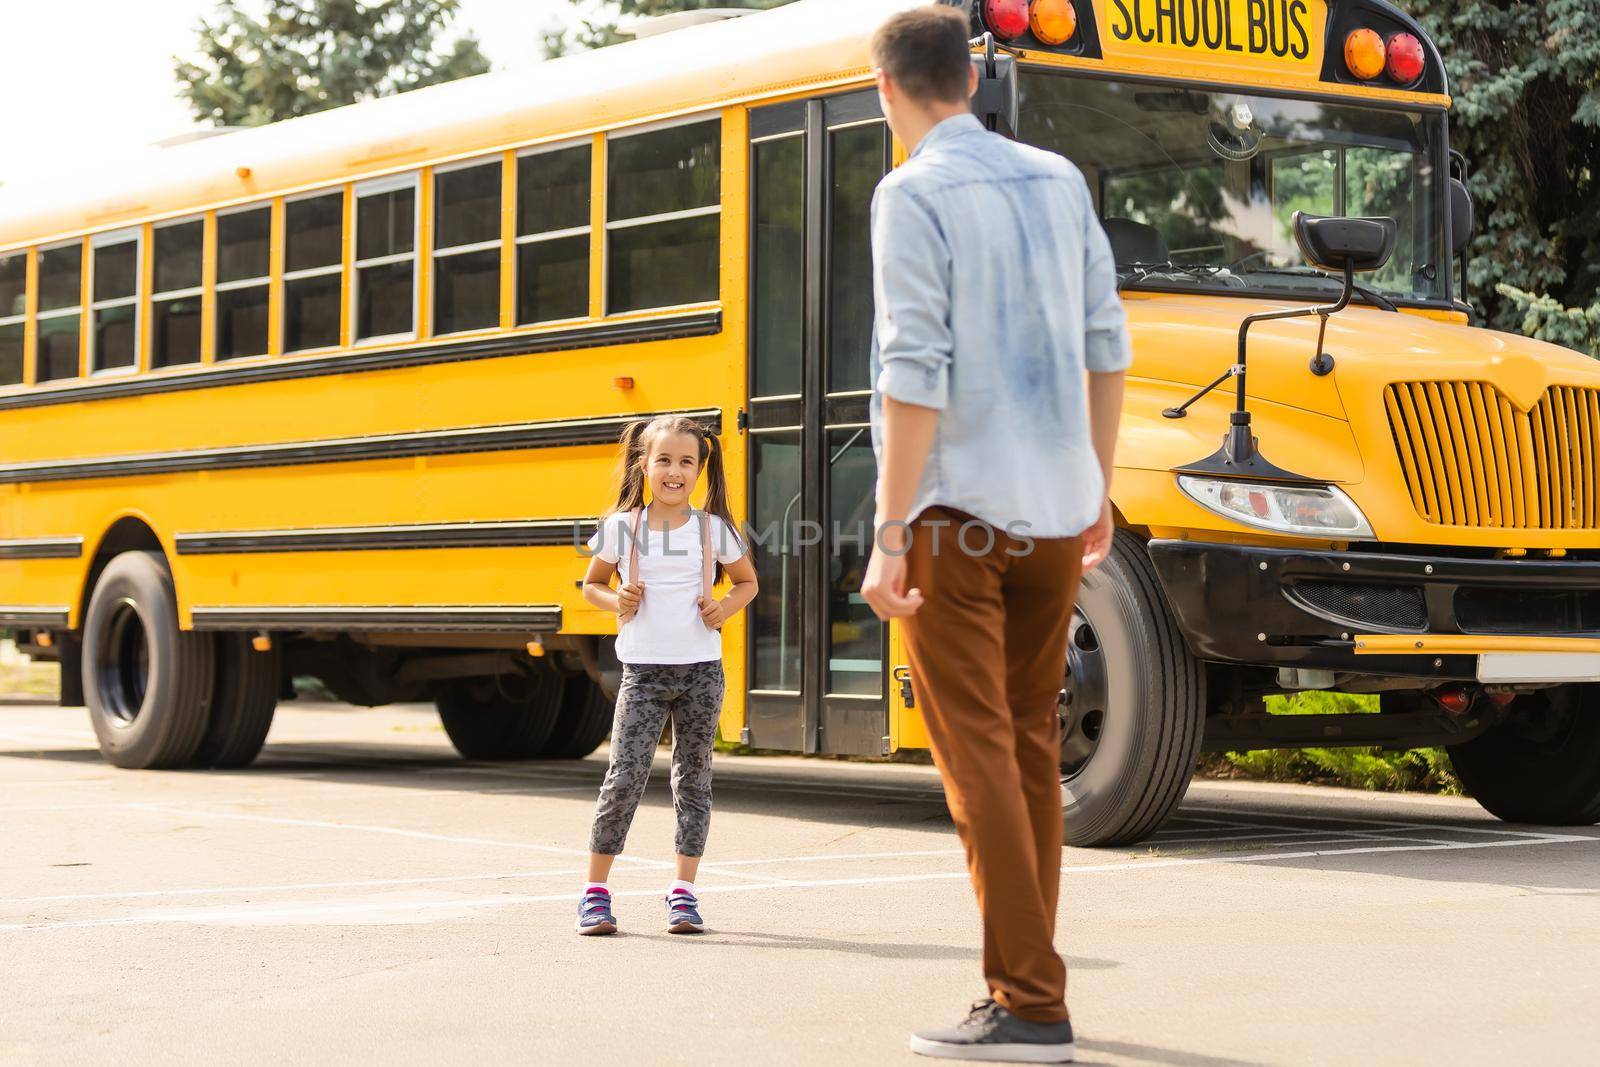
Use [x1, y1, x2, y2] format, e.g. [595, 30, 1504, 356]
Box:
[540, 674, 614, 759]
[192, 633, 280, 769]
[435, 672, 562, 760]
[1449, 685, 1600, 825]
[1060, 530, 1204, 847]
[82, 551, 216, 770]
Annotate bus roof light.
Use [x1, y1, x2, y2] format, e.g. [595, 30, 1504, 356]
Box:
[1343, 28, 1386, 81]
[982, 0, 1029, 42]
[1386, 32, 1425, 85]
[1028, 0, 1076, 46]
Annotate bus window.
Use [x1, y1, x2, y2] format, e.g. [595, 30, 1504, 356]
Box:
[1019, 74, 1445, 304]
[1103, 163, 1228, 263]
[90, 229, 140, 373]
[284, 191, 344, 352]
[433, 160, 500, 335]
[36, 241, 82, 381]
[515, 143, 591, 325]
[1270, 148, 1337, 231]
[354, 176, 417, 342]
[0, 251, 23, 385]
[606, 119, 720, 314]
[750, 131, 803, 398]
[1345, 146, 1420, 295]
[827, 121, 886, 392]
[216, 206, 271, 360]
[151, 220, 202, 368]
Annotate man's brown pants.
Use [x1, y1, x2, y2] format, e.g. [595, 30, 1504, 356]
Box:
[902, 507, 1083, 1024]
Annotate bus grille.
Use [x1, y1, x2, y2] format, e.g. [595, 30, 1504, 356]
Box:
[1384, 382, 1600, 529]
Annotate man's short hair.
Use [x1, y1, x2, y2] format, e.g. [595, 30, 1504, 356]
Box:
[870, 5, 973, 105]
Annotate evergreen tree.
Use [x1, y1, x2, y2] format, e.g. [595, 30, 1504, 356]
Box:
[1396, 0, 1600, 347]
[542, 0, 791, 59]
[176, 0, 491, 127]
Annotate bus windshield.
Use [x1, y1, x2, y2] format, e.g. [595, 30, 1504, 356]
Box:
[1018, 70, 1447, 305]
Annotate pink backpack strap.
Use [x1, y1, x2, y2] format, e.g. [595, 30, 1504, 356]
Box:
[627, 507, 643, 587]
[699, 511, 714, 601]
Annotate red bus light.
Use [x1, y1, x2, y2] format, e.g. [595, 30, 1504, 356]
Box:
[982, 0, 1029, 41]
[1343, 28, 1385, 81]
[1386, 32, 1425, 85]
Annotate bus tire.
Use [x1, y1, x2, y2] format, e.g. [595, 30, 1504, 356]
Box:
[1059, 529, 1205, 847]
[1448, 684, 1600, 825]
[82, 550, 216, 770]
[436, 673, 562, 760]
[192, 632, 280, 769]
[540, 674, 613, 759]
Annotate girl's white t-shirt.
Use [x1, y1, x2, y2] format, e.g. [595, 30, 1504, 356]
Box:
[588, 510, 746, 665]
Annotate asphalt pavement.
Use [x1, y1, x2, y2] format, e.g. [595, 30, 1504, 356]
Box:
[4, 701, 1599, 1066]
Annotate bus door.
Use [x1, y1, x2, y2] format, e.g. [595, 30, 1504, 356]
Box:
[744, 90, 889, 756]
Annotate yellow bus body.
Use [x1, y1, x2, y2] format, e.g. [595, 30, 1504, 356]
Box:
[0, 0, 1596, 802]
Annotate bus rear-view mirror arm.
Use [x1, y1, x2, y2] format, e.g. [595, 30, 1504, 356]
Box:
[1166, 213, 1397, 485]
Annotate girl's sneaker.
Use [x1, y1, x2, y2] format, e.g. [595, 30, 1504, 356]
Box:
[575, 889, 617, 935]
[665, 888, 705, 934]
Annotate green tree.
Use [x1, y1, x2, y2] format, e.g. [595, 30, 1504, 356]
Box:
[176, 0, 491, 127]
[1395, 0, 1600, 339]
[543, 0, 791, 59]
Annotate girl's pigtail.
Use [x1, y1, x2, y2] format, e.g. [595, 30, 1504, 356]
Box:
[700, 429, 742, 585]
[610, 420, 650, 517]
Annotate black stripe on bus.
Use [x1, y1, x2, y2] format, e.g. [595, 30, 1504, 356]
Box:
[0, 537, 84, 559]
[0, 607, 70, 627]
[189, 605, 563, 633]
[0, 311, 721, 413]
[0, 407, 721, 485]
[176, 519, 600, 555]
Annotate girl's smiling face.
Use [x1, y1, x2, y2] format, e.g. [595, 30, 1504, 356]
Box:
[645, 430, 703, 508]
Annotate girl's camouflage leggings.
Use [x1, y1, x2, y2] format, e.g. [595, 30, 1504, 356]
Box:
[588, 660, 725, 858]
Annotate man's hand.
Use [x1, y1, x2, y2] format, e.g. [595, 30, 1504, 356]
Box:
[1081, 499, 1114, 572]
[617, 581, 644, 624]
[862, 545, 924, 620]
[697, 595, 725, 630]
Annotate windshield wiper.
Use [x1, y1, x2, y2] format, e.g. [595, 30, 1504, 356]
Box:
[1116, 261, 1234, 293]
[1240, 267, 1399, 312]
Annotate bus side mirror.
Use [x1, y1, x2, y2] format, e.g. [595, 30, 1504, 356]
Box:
[1293, 213, 1397, 274]
[971, 50, 1018, 137]
[1450, 177, 1475, 254]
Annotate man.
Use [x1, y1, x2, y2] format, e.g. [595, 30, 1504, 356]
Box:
[860, 5, 1131, 1062]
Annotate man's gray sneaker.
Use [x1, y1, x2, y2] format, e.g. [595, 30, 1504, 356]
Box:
[909, 999, 1074, 1063]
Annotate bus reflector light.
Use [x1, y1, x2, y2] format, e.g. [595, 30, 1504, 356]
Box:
[1385, 32, 1424, 84]
[1343, 28, 1386, 80]
[1028, 0, 1076, 45]
[982, 0, 1029, 41]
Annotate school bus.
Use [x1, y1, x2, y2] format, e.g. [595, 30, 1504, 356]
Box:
[1, 0, 1596, 844]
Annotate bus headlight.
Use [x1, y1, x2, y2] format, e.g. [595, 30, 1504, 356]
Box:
[1177, 476, 1374, 539]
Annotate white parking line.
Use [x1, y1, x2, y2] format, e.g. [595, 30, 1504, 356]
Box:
[121, 804, 602, 858]
[5, 831, 1592, 933]
[1193, 804, 1599, 842]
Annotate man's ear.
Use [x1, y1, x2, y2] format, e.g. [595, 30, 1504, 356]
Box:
[966, 62, 979, 100]
[874, 67, 894, 104]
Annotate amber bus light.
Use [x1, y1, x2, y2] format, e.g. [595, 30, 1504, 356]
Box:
[1343, 28, 1386, 81]
[982, 0, 1029, 41]
[1028, 0, 1076, 45]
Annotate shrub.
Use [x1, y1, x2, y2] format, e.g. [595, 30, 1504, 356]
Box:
[1199, 691, 1463, 795]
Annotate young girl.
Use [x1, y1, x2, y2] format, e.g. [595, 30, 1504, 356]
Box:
[576, 415, 758, 936]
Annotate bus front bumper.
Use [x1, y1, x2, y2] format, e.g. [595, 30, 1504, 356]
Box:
[1146, 539, 1600, 681]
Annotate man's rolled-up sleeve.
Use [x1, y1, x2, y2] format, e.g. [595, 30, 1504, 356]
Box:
[1081, 183, 1133, 373]
[871, 186, 953, 410]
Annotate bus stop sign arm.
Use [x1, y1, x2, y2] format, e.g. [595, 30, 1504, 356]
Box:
[1166, 213, 1398, 484]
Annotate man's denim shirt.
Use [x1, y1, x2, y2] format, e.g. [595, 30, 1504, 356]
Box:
[869, 114, 1132, 539]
